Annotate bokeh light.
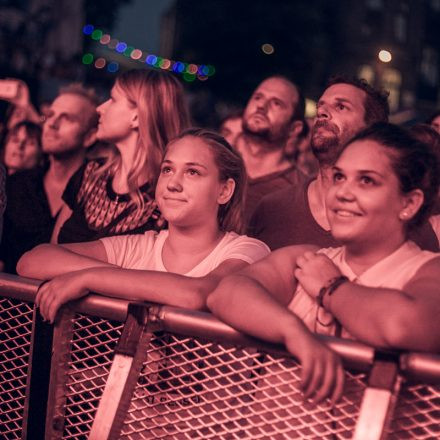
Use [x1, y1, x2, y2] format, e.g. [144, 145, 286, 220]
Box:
[183, 72, 196, 82]
[83, 24, 215, 80]
[95, 58, 106, 69]
[124, 46, 134, 57]
[107, 62, 119, 73]
[262, 43, 275, 55]
[83, 24, 94, 35]
[91, 29, 103, 41]
[146, 55, 157, 65]
[100, 34, 111, 45]
[173, 62, 185, 73]
[116, 42, 127, 53]
[82, 53, 94, 65]
[131, 49, 143, 60]
[161, 59, 171, 69]
[187, 64, 198, 74]
[378, 49, 392, 63]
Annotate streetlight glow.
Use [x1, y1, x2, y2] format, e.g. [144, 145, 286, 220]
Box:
[378, 49, 392, 63]
[262, 43, 275, 55]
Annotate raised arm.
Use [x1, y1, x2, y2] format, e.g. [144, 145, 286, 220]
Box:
[16, 240, 113, 279]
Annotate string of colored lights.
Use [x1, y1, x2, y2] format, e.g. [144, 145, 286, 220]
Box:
[82, 24, 215, 82]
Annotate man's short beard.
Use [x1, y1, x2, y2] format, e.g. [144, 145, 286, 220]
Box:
[311, 135, 341, 166]
[242, 119, 289, 145]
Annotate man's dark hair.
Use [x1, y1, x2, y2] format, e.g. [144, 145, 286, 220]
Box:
[327, 75, 390, 125]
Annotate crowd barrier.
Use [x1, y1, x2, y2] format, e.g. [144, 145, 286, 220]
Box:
[1, 272, 440, 439]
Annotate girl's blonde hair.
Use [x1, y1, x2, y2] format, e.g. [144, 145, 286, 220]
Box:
[98, 69, 191, 213]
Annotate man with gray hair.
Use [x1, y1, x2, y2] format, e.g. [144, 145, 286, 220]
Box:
[0, 83, 99, 273]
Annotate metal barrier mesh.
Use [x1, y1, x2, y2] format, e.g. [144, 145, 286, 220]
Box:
[389, 382, 440, 439]
[0, 297, 34, 439]
[61, 313, 124, 439]
[2, 292, 439, 440]
[119, 332, 366, 439]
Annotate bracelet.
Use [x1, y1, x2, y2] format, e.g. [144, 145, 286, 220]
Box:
[317, 275, 349, 308]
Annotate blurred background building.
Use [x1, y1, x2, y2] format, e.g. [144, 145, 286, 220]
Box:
[1, 0, 440, 126]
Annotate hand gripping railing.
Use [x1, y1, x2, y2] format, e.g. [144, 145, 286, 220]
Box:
[1, 273, 440, 439]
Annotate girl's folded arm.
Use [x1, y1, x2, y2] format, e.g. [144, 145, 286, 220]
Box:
[16, 240, 112, 279]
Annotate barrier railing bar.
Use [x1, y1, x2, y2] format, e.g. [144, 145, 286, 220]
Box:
[400, 352, 440, 383]
[0, 273, 39, 302]
[1, 274, 440, 383]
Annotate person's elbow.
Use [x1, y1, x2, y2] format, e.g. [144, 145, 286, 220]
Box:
[16, 244, 48, 278]
[206, 275, 240, 316]
[188, 276, 223, 311]
[380, 306, 440, 352]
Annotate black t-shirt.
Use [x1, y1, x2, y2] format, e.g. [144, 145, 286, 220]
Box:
[0, 166, 55, 273]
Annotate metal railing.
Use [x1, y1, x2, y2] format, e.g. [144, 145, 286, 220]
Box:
[1, 273, 439, 439]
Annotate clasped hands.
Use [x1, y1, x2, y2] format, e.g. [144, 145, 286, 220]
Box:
[295, 251, 342, 303]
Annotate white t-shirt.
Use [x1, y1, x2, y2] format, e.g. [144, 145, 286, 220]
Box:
[288, 240, 439, 337]
[100, 230, 270, 276]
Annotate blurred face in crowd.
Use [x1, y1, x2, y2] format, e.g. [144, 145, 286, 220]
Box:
[4, 126, 41, 174]
[312, 84, 367, 166]
[42, 93, 97, 157]
[220, 116, 242, 147]
[430, 115, 440, 135]
[96, 83, 138, 144]
[242, 77, 298, 144]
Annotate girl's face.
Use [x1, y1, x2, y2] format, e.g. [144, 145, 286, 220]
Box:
[326, 139, 411, 248]
[4, 126, 40, 173]
[96, 83, 138, 144]
[155, 136, 234, 228]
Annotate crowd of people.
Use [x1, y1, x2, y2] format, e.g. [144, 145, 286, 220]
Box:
[1, 69, 440, 404]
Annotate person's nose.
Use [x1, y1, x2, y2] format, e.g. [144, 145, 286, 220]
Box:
[335, 180, 355, 201]
[256, 98, 268, 112]
[46, 114, 59, 130]
[316, 103, 330, 120]
[167, 171, 183, 192]
[16, 138, 26, 151]
[97, 99, 109, 115]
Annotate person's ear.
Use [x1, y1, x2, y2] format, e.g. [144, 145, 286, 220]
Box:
[83, 127, 97, 149]
[217, 178, 236, 205]
[289, 120, 304, 139]
[130, 110, 139, 129]
[398, 189, 424, 221]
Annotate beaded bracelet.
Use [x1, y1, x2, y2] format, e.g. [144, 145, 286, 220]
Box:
[317, 275, 349, 308]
